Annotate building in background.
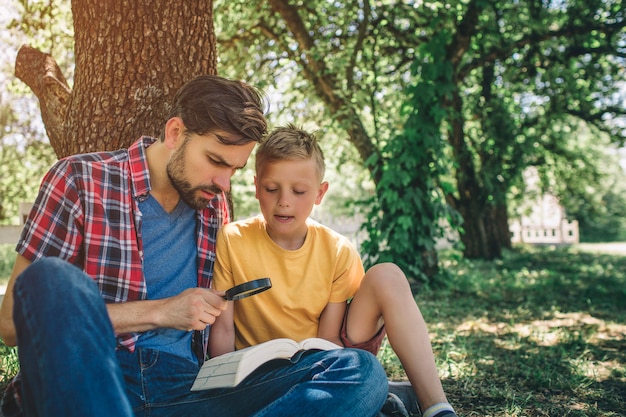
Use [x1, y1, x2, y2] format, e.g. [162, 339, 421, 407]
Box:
[509, 167, 579, 245]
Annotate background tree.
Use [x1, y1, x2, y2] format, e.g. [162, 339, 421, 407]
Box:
[15, 0, 218, 158]
[215, 0, 625, 269]
[3, 0, 625, 273]
[0, 0, 63, 224]
[361, 33, 458, 281]
[446, 0, 626, 258]
[217, 0, 451, 281]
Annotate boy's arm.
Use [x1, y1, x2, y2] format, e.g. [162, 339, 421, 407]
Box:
[317, 301, 347, 347]
[208, 301, 236, 357]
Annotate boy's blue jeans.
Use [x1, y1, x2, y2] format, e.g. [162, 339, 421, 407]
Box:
[10, 258, 388, 417]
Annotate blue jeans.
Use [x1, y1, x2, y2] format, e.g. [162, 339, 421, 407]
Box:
[10, 258, 388, 417]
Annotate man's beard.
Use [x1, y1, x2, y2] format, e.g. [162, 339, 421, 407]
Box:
[166, 147, 222, 210]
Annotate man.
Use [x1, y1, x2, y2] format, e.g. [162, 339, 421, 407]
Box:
[0, 75, 388, 417]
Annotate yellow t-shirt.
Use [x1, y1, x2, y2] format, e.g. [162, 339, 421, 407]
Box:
[213, 215, 364, 350]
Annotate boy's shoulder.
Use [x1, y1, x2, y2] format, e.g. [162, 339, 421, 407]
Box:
[306, 217, 338, 235]
[222, 215, 264, 235]
[306, 218, 356, 248]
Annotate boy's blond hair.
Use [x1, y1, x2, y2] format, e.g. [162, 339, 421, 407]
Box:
[255, 124, 326, 181]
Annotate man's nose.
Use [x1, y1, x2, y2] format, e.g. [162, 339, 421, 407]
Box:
[212, 173, 231, 193]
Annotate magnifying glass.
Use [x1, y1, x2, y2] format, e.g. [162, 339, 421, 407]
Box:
[223, 277, 272, 301]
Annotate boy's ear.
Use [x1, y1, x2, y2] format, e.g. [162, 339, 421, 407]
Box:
[164, 117, 185, 149]
[254, 176, 259, 199]
[315, 181, 329, 205]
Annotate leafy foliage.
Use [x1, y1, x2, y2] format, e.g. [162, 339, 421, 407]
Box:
[0, 342, 18, 393]
[0, 137, 55, 224]
[215, 0, 626, 267]
[361, 33, 457, 282]
[2, 0, 625, 258]
[0, 0, 73, 223]
[0, 244, 15, 282]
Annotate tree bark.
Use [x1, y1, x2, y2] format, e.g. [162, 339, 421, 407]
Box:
[15, 0, 217, 158]
[267, 0, 382, 184]
[14, 46, 71, 158]
[451, 201, 511, 259]
[445, 87, 507, 260]
[493, 203, 512, 251]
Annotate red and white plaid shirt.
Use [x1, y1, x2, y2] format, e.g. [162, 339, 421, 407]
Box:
[17, 136, 228, 351]
[4, 137, 229, 416]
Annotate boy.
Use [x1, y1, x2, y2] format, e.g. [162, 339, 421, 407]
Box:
[209, 125, 458, 417]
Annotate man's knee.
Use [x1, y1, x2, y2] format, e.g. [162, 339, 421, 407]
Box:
[17, 257, 78, 290]
[15, 257, 100, 311]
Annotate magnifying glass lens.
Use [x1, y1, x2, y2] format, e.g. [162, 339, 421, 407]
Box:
[224, 278, 272, 301]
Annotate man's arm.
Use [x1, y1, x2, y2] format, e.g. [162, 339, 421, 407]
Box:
[0, 254, 31, 346]
[0, 254, 229, 346]
[107, 287, 229, 334]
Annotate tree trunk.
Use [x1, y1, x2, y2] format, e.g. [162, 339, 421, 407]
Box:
[441, 0, 511, 260]
[15, 0, 217, 158]
[446, 91, 508, 260]
[455, 203, 503, 260]
[493, 203, 512, 251]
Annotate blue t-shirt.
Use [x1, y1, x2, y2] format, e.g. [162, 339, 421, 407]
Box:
[136, 195, 197, 362]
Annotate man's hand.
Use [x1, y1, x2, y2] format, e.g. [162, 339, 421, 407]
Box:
[161, 287, 228, 331]
[107, 288, 228, 335]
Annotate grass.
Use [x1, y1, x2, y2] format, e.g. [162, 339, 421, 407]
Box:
[379, 245, 626, 416]
[0, 244, 14, 284]
[0, 244, 624, 415]
[0, 244, 16, 391]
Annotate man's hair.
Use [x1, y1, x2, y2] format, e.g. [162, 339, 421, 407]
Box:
[255, 124, 326, 180]
[164, 75, 268, 145]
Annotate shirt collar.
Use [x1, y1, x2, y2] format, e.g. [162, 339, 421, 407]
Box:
[129, 136, 156, 199]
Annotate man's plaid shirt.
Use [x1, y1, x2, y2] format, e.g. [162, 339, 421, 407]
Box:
[3, 136, 229, 416]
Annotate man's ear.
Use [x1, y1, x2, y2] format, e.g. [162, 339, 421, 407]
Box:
[315, 181, 329, 205]
[163, 117, 185, 150]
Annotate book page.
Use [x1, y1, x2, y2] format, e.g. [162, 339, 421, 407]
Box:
[191, 337, 343, 391]
[299, 338, 343, 351]
[192, 351, 244, 390]
[192, 338, 299, 390]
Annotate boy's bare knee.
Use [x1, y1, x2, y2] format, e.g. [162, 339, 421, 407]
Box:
[363, 263, 411, 295]
[367, 262, 403, 277]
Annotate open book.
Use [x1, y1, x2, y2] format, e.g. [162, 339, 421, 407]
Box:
[191, 337, 343, 391]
